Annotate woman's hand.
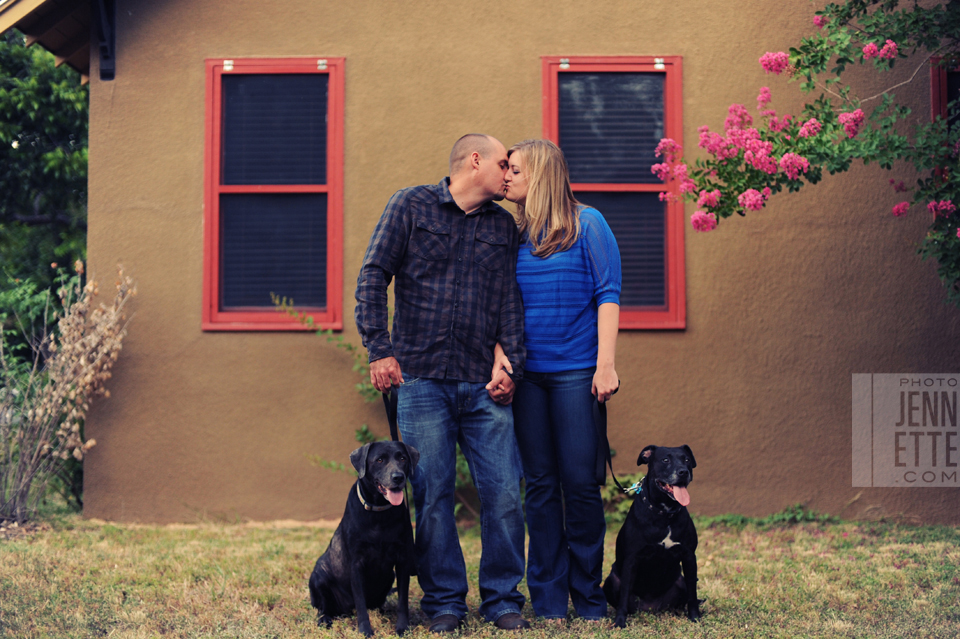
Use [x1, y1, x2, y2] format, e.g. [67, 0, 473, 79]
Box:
[592, 364, 619, 403]
[593, 303, 620, 403]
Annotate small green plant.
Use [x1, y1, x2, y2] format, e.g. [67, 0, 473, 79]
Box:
[273, 295, 479, 519]
[701, 503, 839, 529]
[600, 472, 645, 526]
[271, 294, 379, 403]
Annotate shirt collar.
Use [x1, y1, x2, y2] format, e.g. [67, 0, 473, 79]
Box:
[438, 178, 501, 216]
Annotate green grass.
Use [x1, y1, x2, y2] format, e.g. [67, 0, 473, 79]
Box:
[1, 510, 959, 638]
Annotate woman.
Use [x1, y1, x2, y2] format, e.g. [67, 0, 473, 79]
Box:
[495, 139, 621, 622]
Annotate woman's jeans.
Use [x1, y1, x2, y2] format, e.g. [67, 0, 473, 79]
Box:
[397, 377, 527, 622]
[513, 367, 607, 619]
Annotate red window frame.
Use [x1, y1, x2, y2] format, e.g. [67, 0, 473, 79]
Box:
[542, 56, 685, 330]
[203, 57, 344, 331]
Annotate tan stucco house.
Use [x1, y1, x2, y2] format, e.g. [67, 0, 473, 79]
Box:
[2, 0, 958, 524]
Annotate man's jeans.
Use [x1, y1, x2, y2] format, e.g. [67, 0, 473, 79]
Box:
[397, 377, 526, 622]
[513, 367, 607, 620]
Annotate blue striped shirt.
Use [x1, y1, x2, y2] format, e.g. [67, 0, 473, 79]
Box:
[516, 207, 621, 373]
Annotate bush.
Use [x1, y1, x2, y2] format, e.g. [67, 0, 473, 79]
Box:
[0, 262, 135, 523]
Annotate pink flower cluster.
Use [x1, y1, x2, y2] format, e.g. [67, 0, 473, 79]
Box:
[838, 109, 865, 138]
[760, 51, 790, 75]
[725, 104, 754, 133]
[779, 153, 810, 180]
[738, 187, 772, 211]
[891, 202, 910, 217]
[697, 189, 721, 208]
[697, 126, 739, 161]
[757, 87, 772, 111]
[928, 200, 957, 217]
[651, 138, 696, 193]
[655, 138, 683, 164]
[767, 114, 793, 133]
[798, 118, 822, 138]
[813, 15, 828, 28]
[691, 210, 718, 232]
[889, 179, 908, 193]
[863, 40, 898, 60]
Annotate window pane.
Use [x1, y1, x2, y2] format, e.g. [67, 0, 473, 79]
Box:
[220, 193, 328, 308]
[559, 73, 664, 184]
[576, 192, 665, 307]
[222, 74, 328, 185]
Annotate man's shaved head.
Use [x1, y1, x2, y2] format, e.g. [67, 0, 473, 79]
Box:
[449, 134, 498, 175]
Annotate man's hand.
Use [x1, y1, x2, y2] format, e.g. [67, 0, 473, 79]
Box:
[370, 356, 403, 392]
[486, 367, 516, 405]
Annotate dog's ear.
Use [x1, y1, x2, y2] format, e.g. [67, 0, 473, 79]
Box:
[682, 445, 697, 469]
[638, 445, 657, 466]
[403, 443, 420, 477]
[350, 443, 372, 479]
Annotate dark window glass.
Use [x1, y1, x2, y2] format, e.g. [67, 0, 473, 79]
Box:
[947, 70, 960, 125]
[222, 74, 328, 185]
[220, 193, 328, 308]
[559, 73, 664, 184]
[576, 192, 665, 307]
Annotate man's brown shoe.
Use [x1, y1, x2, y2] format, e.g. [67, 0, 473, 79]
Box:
[494, 613, 530, 631]
[428, 614, 462, 634]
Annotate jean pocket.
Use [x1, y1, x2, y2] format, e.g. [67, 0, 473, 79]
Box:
[400, 376, 421, 387]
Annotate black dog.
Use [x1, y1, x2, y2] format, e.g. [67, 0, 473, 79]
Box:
[602, 445, 701, 627]
[308, 441, 419, 636]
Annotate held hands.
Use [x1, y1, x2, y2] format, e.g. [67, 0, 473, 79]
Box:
[370, 356, 404, 392]
[486, 343, 515, 405]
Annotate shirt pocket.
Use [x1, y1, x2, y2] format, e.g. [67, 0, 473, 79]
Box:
[410, 218, 450, 261]
[474, 230, 507, 271]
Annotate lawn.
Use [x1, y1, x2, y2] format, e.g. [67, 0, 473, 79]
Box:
[1, 509, 958, 638]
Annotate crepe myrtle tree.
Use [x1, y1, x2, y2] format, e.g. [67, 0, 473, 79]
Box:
[655, 1, 960, 306]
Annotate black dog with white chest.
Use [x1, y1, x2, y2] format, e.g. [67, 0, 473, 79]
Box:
[308, 441, 419, 636]
[602, 444, 701, 627]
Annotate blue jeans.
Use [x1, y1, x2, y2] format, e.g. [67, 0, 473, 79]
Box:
[397, 377, 526, 622]
[513, 368, 607, 620]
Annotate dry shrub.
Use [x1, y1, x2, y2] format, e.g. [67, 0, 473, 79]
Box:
[0, 261, 135, 523]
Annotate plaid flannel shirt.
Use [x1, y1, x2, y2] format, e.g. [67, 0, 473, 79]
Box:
[355, 179, 525, 383]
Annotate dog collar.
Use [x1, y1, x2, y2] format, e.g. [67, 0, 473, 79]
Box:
[356, 483, 397, 512]
[639, 478, 682, 517]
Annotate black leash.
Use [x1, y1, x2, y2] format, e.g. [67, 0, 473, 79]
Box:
[594, 381, 629, 493]
[382, 387, 399, 442]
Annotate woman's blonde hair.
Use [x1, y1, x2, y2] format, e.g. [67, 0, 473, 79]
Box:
[508, 139, 582, 257]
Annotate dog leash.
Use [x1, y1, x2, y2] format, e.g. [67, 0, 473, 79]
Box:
[382, 387, 399, 442]
[594, 381, 630, 494]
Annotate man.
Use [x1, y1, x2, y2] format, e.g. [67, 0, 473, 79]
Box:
[355, 134, 528, 632]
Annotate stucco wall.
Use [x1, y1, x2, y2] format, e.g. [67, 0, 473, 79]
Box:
[84, 0, 960, 524]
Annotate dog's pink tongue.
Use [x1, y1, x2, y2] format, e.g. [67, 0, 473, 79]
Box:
[387, 489, 405, 506]
[671, 485, 691, 507]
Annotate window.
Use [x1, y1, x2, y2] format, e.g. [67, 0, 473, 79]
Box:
[542, 56, 685, 329]
[203, 58, 344, 330]
[931, 61, 960, 123]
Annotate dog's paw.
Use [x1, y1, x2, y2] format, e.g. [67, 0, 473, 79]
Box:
[686, 604, 702, 622]
[318, 614, 333, 628]
[358, 621, 374, 637]
[396, 622, 408, 636]
[614, 614, 627, 629]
